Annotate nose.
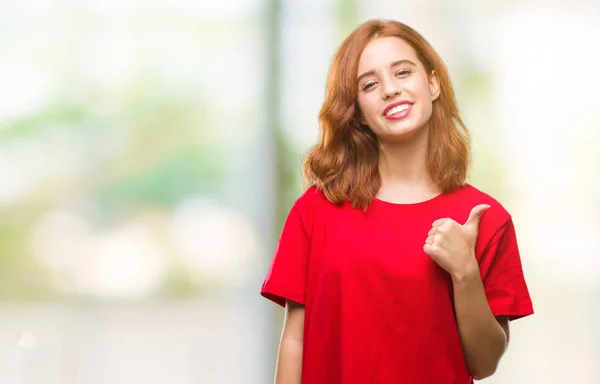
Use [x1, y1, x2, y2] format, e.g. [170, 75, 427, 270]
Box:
[381, 78, 400, 100]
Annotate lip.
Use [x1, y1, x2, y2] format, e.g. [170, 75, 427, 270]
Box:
[382, 100, 414, 116]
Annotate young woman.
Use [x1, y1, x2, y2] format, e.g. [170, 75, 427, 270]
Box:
[261, 19, 533, 384]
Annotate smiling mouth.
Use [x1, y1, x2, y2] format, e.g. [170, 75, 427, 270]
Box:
[384, 103, 411, 117]
[383, 103, 413, 120]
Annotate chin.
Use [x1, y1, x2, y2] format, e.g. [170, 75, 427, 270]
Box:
[378, 125, 424, 143]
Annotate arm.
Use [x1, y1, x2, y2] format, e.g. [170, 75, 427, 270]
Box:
[424, 205, 517, 380]
[274, 299, 305, 384]
[452, 267, 510, 380]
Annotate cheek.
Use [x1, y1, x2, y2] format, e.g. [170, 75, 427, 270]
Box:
[412, 81, 434, 117]
[358, 94, 378, 115]
[420, 100, 433, 119]
[357, 96, 378, 121]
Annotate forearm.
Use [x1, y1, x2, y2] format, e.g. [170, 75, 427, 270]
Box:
[275, 338, 303, 384]
[452, 265, 507, 380]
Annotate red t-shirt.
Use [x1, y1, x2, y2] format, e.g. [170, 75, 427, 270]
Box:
[261, 184, 533, 384]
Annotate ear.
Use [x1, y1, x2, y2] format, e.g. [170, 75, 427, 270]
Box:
[429, 70, 440, 101]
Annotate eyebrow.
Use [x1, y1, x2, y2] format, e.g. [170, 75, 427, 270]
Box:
[356, 59, 417, 85]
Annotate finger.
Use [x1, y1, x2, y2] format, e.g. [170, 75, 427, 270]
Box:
[423, 242, 439, 256]
[464, 204, 491, 229]
[427, 227, 437, 236]
[425, 235, 435, 245]
[423, 243, 434, 255]
[432, 218, 450, 227]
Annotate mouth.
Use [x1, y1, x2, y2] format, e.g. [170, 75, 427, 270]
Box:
[383, 102, 413, 120]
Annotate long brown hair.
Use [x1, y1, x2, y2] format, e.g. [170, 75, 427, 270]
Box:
[303, 19, 471, 210]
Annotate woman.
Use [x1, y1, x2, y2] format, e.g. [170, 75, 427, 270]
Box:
[261, 19, 533, 384]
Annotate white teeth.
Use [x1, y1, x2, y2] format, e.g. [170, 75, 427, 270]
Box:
[385, 104, 410, 116]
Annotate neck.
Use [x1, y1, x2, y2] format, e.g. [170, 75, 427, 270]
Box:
[376, 127, 440, 202]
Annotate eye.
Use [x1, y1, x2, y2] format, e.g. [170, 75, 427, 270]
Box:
[395, 69, 412, 78]
[362, 81, 377, 91]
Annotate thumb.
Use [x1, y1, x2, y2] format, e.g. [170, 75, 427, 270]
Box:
[464, 204, 491, 230]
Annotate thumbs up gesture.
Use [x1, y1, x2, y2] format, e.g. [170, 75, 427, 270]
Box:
[423, 204, 490, 280]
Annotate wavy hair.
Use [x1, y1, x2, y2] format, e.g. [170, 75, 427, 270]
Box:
[303, 19, 471, 210]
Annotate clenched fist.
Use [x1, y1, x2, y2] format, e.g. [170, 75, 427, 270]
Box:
[423, 204, 490, 281]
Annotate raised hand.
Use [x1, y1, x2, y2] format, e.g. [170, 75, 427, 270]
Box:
[423, 204, 490, 280]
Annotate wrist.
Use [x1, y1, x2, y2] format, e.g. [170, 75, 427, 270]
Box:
[451, 259, 480, 284]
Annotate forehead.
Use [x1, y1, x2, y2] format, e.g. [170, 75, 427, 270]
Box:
[357, 36, 420, 72]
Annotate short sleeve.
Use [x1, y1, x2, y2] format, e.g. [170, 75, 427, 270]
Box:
[479, 218, 534, 321]
[260, 202, 311, 307]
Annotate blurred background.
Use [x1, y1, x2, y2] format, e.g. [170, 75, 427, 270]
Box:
[0, 0, 598, 383]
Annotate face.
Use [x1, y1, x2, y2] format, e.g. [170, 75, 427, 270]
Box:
[356, 36, 440, 142]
